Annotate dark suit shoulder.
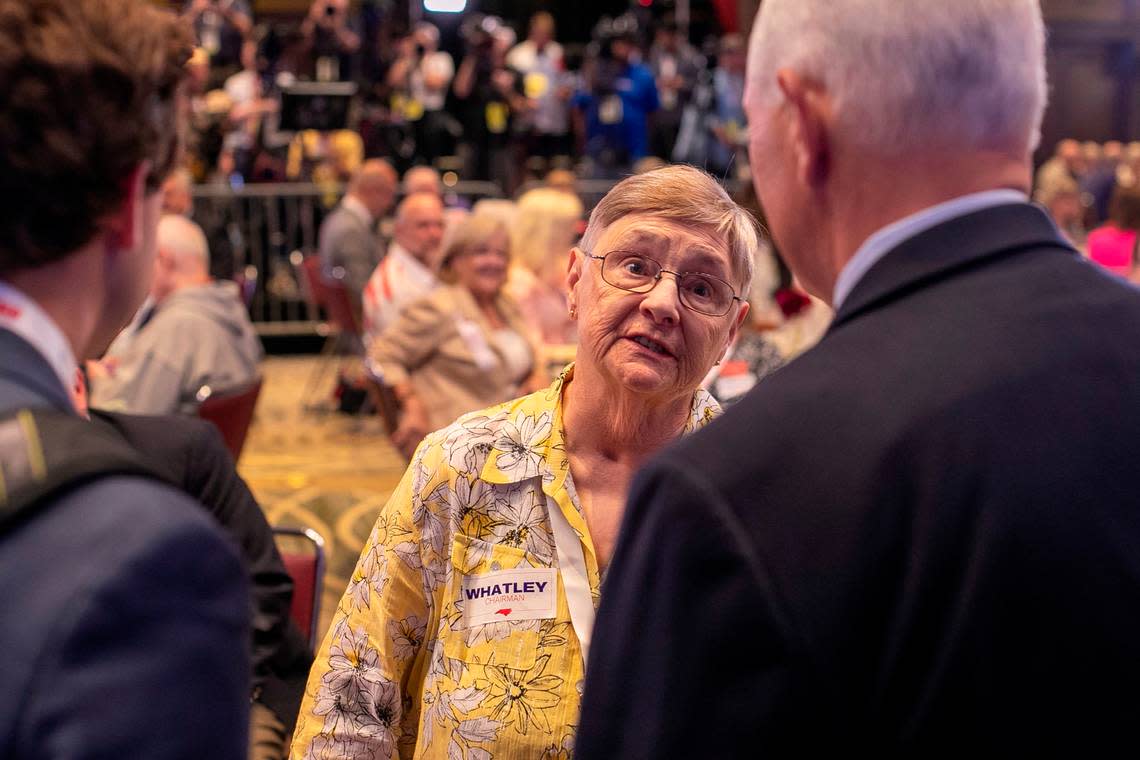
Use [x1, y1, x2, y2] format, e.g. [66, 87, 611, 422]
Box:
[0, 475, 248, 758]
[91, 410, 229, 487]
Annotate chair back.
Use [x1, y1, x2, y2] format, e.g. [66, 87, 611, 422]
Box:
[299, 255, 329, 310]
[196, 376, 263, 461]
[322, 277, 362, 336]
[364, 359, 402, 434]
[272, 526, 326, 649]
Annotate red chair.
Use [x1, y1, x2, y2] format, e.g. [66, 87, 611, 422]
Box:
[195, 376, 263, 461]
[298, 255, 330, 313]
[272, 526, 326, 650]
[297, 254, 368, 411]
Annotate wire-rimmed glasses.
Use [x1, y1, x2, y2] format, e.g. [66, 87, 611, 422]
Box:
[585, 250, 743, 316]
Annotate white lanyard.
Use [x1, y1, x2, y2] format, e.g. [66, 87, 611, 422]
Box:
[0, 281, 77, 397]
[546, 493, 596, 668]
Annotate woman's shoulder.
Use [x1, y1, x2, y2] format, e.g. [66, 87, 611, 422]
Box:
[416, 383, 558, 478]
[396, 284, 467, 322]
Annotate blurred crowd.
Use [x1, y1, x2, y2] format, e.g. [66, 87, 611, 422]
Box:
[177, 0, 749, 195]
[1034, 137, 1140, 280]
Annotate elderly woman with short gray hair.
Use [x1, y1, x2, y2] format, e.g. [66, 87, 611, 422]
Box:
[292, 165, 758, 759]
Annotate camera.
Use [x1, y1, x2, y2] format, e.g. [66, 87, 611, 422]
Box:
[586, 14, 638, 94]
[590, 13, 638, 60]
[459, 14, 505, 57]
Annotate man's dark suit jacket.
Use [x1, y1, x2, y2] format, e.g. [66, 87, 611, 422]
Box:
[577, 203, 1140, 756]
[89, 410, 313, 729]
[0, 330, 250, 758]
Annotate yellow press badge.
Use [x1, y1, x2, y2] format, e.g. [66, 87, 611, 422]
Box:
[524, 72, 549, 99]
[485, 101, 509, 134]
[403, 98, 424, 122]
[599, 95, 623, 125]
[460, 568, 558, 628]
[390, 93, 408, 118]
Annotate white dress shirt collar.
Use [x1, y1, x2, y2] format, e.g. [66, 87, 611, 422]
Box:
[0, 279, 79, 397]
[832, 189, 1027, 311]
[388, 241, 437, 287]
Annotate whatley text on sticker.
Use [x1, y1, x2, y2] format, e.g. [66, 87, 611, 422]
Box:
[464, 580, 549, 600]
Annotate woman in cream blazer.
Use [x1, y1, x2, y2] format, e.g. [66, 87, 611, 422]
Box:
[370, 214, 537, 458]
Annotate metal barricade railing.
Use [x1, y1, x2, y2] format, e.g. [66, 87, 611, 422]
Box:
[192, 181, 504, 333]
[192, 176, 744, 334]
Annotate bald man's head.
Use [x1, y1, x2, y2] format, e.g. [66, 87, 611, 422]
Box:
[349, 159, 398, 219]
[394, 192, 446, 266]
[151, 214, 210, 303]
[403, 165, 443, 197]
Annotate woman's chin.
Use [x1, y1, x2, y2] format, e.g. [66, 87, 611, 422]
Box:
[610, 362, 679, 398]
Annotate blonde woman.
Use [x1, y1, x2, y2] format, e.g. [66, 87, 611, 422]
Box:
[505, 187, 584, 344]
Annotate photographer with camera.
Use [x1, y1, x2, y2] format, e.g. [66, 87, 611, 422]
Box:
[184, 0, 253, 89]
[573, 14, 659, 178]
[387, 22, 457, 165]
[648, 16, 702, 161]
[300, 0, 361, 82]
[453, 15, 526, 193]
[507, 12, 574, 164]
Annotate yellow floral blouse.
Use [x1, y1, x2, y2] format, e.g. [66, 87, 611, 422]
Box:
[290, 364, 721, 760]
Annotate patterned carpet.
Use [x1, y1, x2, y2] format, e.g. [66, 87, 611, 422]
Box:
[238, 356, 408, 643]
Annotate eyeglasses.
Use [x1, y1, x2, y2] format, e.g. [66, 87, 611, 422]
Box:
[585, 250, 743, 316]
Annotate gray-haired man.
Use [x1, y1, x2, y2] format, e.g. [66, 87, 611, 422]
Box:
[580, 1, 1140, 755]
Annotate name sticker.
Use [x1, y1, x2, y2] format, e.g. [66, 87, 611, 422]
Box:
[460, 568, 557, 628]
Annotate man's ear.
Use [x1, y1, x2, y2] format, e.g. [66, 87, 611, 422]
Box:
[104, 162, 152, 252]
[776, 70, 831, 188]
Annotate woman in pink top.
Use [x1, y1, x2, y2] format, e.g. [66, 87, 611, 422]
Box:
[1087, 184, 1140, 278]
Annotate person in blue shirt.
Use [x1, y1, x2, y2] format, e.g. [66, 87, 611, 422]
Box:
[574, 20, 659, 177]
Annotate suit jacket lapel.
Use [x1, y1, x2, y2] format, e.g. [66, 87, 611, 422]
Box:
[832, 203, 1076, 329]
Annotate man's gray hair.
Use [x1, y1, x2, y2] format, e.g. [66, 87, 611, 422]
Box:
[580, 165, 759, 292]
[157, 214, 209, 272]
[748, 0, 1047, 155]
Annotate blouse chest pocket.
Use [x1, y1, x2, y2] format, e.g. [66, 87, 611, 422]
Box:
[439, 534, 556, 671]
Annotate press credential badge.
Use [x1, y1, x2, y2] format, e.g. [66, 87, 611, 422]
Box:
[460, 568, 557, 628]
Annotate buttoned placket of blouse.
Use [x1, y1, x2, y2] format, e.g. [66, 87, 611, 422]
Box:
[477, 370, 603, 670]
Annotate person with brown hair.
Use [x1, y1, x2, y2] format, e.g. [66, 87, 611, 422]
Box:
[0, 1, 249, 757]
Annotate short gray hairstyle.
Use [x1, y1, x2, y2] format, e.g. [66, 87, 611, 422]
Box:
[157, 214, 209, 272]
[580, 165, 759, 292]
[748, 0, 1047, 155]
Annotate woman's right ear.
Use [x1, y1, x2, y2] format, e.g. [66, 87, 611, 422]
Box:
[566, 247, 584, 294]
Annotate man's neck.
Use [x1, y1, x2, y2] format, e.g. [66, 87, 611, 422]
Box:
[813, 148, 1032, 300]
[2, 244, 106, 361]
[162, 274, 211, 303]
